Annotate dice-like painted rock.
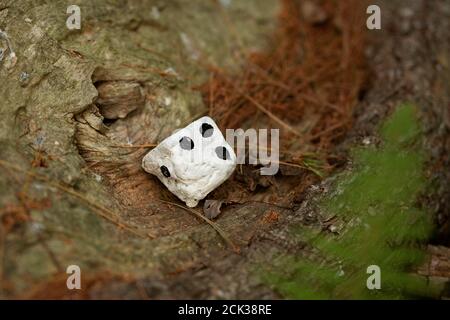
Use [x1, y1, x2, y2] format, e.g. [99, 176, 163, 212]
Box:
[142, 116, 236, 207]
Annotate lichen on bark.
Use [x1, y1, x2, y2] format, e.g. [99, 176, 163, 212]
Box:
[0, 0, 278, 298]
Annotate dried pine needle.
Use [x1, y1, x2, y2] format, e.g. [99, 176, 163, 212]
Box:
[0, 159, 153, 239]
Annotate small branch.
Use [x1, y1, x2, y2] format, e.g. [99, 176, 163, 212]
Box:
[307, 121, 347, 142]
[218, 73, 303, 138]
[108, 143, 157, 149]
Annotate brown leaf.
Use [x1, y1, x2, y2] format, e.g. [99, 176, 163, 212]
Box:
[203, 200, 225, 220]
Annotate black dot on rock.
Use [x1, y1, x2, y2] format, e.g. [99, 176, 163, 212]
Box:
[215, 146, 230, 160]
[200, 123, 214, 138]
[179, 136, 194, 150]
[160, 165, 170, 177]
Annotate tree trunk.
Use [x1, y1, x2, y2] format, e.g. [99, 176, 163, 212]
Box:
[0, 0, 448, 299]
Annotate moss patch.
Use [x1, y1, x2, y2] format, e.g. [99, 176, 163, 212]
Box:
[265, 104, 442, 299]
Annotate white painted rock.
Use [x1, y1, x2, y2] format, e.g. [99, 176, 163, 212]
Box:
[142, 116, 236, 207]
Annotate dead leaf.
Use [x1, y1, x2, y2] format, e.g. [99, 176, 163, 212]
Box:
[203, 200, 225, 219]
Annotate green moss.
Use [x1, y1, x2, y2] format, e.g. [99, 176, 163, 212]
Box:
[265, 104, 442, 299]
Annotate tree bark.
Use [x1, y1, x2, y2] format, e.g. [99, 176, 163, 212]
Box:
[0, 0, 448, 299]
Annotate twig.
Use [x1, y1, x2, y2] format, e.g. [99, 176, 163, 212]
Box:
[307, 121, 348, 142]
[218, 73, 303, 138]
[108, 143, 157, 149]
[275, 160, 325, 177]
[158, 199, 240, 253]
[240, 200, 294, 211]
[241, 92, 303, 138]
[0, 159, 152, 239]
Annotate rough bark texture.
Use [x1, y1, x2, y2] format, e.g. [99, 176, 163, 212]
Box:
[0, 0, 449, 299]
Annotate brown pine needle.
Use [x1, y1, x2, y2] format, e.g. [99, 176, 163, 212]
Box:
[0, 159, 153, 239]
[241, 92, 303, 138]
[109, 143, 157, 149]
[214, 73, 303, 138]
[158, 199, 240, 253]
[307, 121, 348, 142]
